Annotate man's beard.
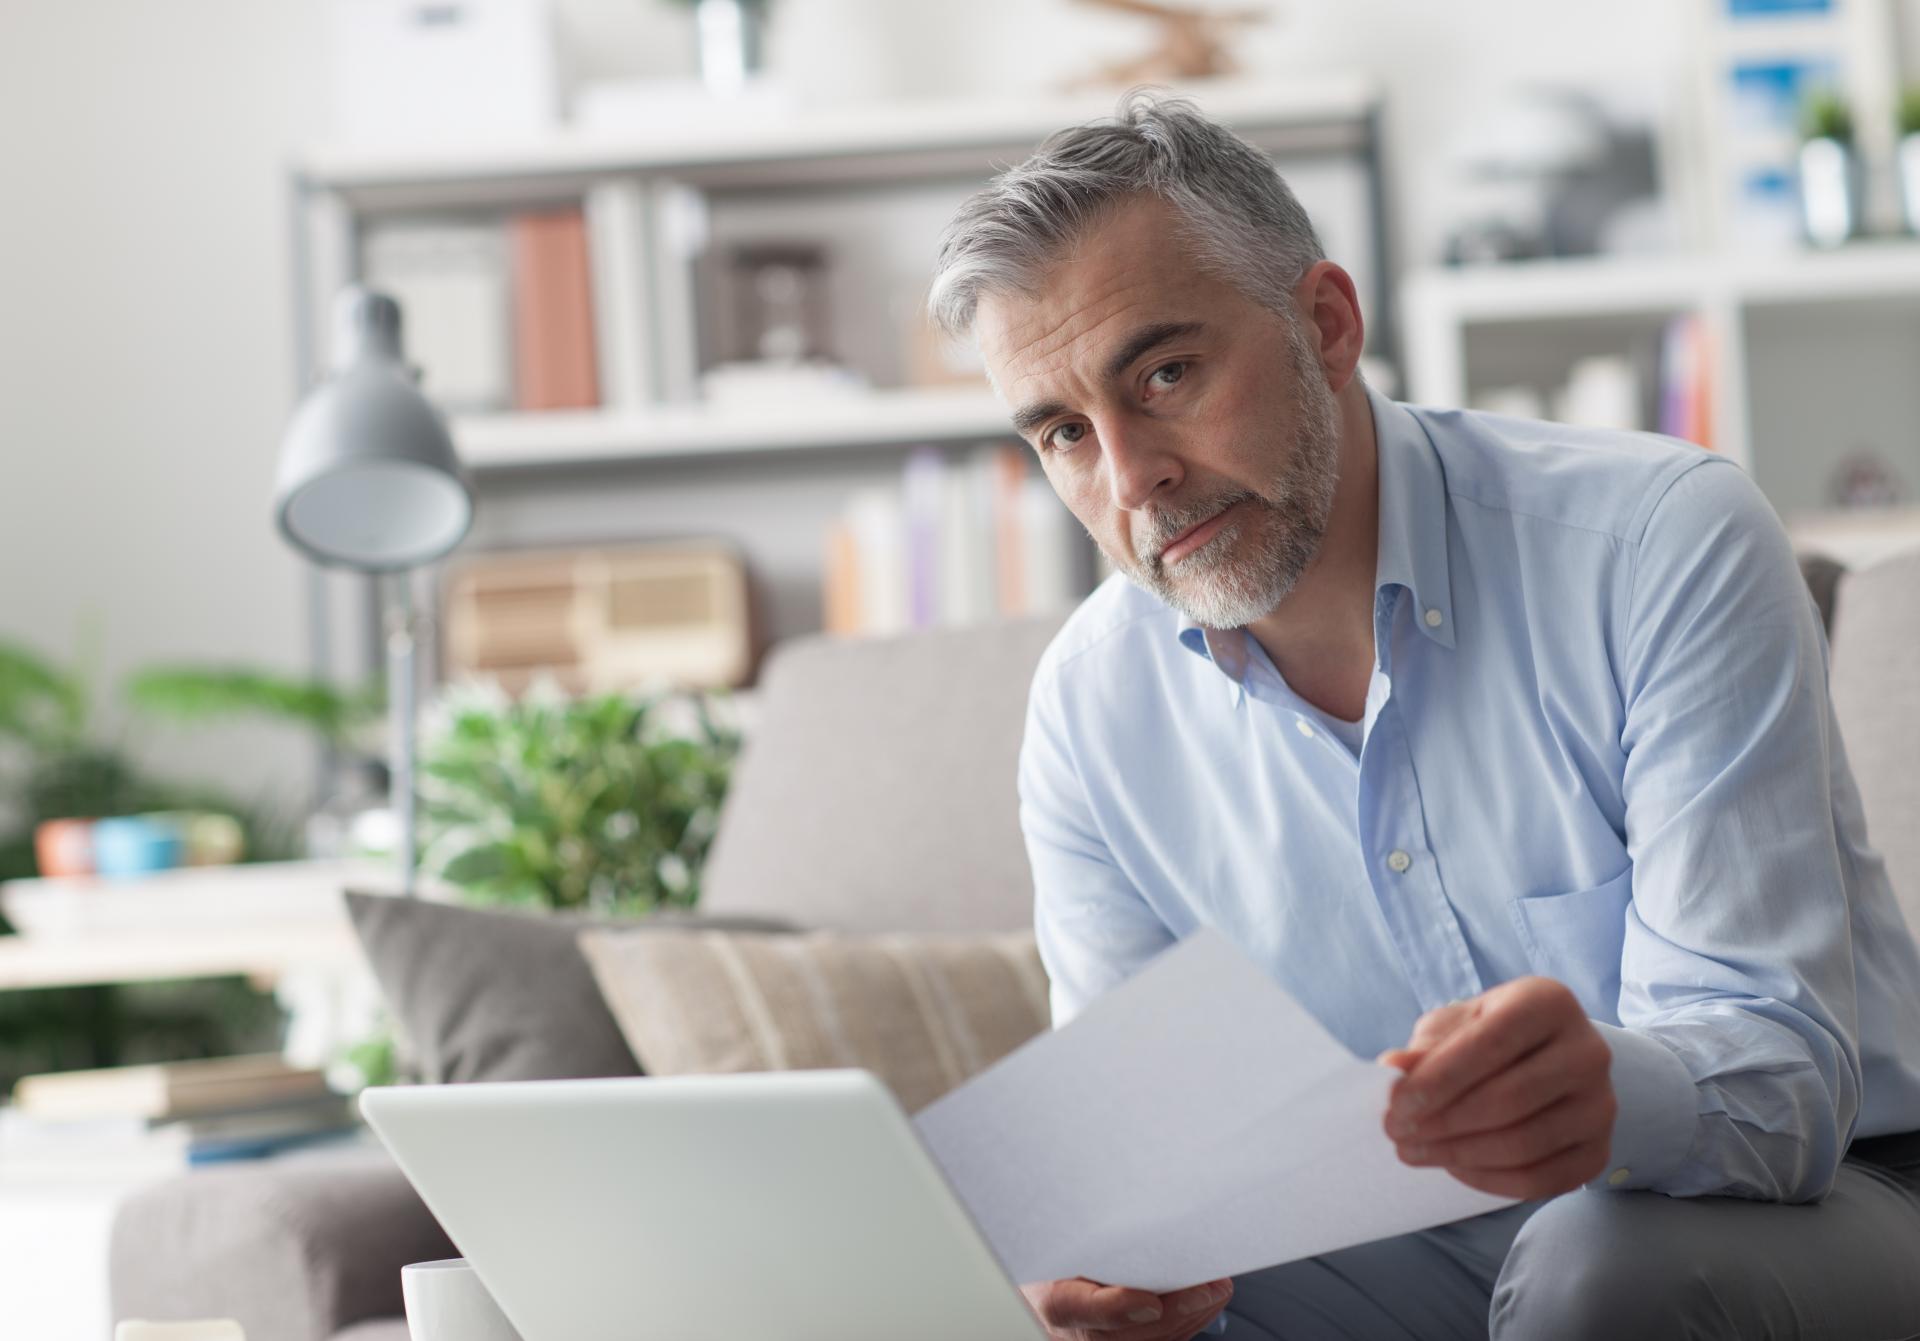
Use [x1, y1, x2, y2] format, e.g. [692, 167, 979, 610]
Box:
[1110, 320, 1342, 630]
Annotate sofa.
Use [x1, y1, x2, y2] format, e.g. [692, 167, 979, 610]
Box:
[109, 551, 1920, 1341]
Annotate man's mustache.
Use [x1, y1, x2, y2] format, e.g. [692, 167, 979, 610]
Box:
[1136, 489, 1260, 567]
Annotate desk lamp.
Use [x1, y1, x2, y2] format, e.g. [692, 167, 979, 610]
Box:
[274, 287, 474, 895]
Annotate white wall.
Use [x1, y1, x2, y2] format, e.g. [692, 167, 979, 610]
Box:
[0, 0, 1700, 812]
[0, 0, 333, 814]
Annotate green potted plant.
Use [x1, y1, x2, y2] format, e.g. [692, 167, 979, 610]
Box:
[416, 681, 739, 915]
[667, 0, 771, 96]
[1897, 88, 1920, 236]
[1799, 89, 1861, 247]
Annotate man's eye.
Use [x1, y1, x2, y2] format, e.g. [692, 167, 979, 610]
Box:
[1045, 422, 1087, 451]
[1149, 361, 1187, 389]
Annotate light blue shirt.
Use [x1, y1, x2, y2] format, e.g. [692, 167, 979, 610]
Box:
[1020, 386, 1920, 1202]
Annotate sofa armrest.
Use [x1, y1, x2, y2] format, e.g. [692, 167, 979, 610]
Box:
[110, 1142, 452, 1341]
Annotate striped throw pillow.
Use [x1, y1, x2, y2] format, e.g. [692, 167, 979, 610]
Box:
[577, 928, 1052, 1113]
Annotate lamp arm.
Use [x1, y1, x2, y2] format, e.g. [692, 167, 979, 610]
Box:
[383, 570, 418, 897]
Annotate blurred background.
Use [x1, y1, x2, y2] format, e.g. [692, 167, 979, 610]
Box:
[6, 0, 1920, 1329]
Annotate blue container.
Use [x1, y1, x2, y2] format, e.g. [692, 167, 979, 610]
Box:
[90, 815, 186, 878]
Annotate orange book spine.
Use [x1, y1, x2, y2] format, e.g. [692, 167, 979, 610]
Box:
[823, 522, 863, 635]
[993, 446, 1028, 616]
[510, 209, 601, 411]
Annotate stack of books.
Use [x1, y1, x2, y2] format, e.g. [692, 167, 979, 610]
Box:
[1, 1054, 360, 1181]
[823, 444, 1096, 637]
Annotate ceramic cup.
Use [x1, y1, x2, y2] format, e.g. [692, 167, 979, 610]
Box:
[401, 1259, 523, 1341]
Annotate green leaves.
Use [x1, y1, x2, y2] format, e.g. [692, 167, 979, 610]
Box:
[124, 666, 379, 746]
[0, 640, 87, 752]
[417, 684, 740, 915]
[1803, 90, 1855, 144]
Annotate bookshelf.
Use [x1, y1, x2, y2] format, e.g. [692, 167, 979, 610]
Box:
[453, 385, 1010, 470]
[1402, 242, 1920, 529]
[286, 76, 1395, 702]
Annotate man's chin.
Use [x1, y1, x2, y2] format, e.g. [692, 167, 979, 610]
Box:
[1139, 563, 1289, 630]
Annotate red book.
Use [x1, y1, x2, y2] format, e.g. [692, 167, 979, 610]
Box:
[509, 208, 600, 411]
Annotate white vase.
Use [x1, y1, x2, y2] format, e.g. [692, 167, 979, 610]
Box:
[1899, 133, 1920, 236]
[1799, 136, 1862, 247]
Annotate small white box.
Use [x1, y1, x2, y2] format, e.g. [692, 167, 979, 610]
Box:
[328, 0, 558, 143]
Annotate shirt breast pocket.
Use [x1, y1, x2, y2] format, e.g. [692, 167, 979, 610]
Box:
[1506, 866, 1634, 1024]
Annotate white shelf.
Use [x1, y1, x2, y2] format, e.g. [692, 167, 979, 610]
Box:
[1405, 240, 1920, 325]
[0, 926, 366, 992]
[0, 859, 430, 991]
[453, 385, 1014, 470]
[298, 76, 1379, 196]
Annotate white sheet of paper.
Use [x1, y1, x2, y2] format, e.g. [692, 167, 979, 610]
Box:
[914, 930, 1515, 1293]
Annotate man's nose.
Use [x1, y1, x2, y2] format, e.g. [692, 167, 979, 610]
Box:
[1102, 418, 1181, 512]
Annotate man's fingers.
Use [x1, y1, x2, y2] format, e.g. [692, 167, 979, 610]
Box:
[1405, 1000, 1476, 1053]
[1024, 1276, 1231, 1333]
[1392, 1039, 1584, 1141]
[1396, 1094, 1598, 1171]
[1440, 1136, 1612, 1200]
[1035, 1278, 1166, 1328]
[1390, 981, 1571, 1123]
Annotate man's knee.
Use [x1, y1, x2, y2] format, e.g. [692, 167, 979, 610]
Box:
[1491, 1192, 1736, 1340]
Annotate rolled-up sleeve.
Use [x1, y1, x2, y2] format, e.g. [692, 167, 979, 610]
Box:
[1605, 457, 1862, 1200]
[1021, 658, 1176, 1027]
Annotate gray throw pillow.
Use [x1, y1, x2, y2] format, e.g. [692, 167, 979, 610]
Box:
[344, 891, 795, 1084]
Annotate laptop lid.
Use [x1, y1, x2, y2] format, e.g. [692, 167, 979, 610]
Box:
[360, 1070, 1046, 1341]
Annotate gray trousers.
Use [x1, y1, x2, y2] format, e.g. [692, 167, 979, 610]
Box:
[1217, 1146, 1920, 1340]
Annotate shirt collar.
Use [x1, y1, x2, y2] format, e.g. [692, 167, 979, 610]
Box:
[1369, 385, 1456, 651]
[1177, 384, 1456, 679]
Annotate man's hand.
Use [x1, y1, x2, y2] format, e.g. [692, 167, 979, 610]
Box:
[1379, 976, 1616, 1199]
[1020, 1276, 1233, 1341]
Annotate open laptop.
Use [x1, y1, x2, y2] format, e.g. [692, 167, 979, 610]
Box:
[358, 1070, 1048, 1341]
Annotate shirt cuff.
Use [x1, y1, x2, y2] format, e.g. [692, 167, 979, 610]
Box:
[1587, 1021, 1698, 1192]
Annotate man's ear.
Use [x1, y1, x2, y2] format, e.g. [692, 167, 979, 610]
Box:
[1292, 261, 1366, 393]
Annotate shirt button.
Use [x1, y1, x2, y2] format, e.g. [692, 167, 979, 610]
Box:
[1295, 720, 1314, 739]
[1386, 849, 1412, 873]
[1424, 608, 1444, 628]
[1607, 1168, 1631, 1187]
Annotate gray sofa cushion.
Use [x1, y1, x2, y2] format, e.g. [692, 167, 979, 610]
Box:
[110, 1142, 452, 1341]
[699, 616, 1066, 935]
[345, 892, 792, 1084]
[1828, 549, 1920, 937]
[331, 1322, 412, 1341]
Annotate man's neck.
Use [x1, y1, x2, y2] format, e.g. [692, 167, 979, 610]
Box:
[1242, 381, 1380, 723]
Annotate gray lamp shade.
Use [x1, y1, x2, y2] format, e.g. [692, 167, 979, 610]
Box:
[275, 288, 474, 572]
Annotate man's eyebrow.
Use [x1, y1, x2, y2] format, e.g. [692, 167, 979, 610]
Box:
[1103, 321, 1205, 382]
[1008, 321, 1207, 439]
[1010, 399, 1070, 439]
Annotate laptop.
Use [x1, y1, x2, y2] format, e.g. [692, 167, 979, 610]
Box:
[358, 1070, 1048, 1341]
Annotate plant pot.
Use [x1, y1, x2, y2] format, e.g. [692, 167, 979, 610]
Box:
[1799, 136, 1862, 247]
[695, 0, 768, 96]
[1899, 133, 1920, 236]
[33, 818, 96, 878]
[91, 814, 185, 879]
[695, 0, 769, 97]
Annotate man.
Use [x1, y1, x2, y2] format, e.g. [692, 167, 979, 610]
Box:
[927, 94, 1920, 1340]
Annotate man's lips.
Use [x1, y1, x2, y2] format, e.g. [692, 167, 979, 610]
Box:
[1158, 501, 1241, 566]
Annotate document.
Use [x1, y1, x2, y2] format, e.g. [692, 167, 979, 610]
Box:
[914, 930, 1515, 1293]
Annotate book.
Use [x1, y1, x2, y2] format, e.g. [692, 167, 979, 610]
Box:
[584, 179, 654, 410]
[508, 207, 601, 411]
[360, 221, 513, 412]
[11, 1054, 333, 1123]
[821, 443, 1091, 636]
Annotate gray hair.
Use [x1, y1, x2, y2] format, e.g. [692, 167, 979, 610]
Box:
[928, 90, 1326, 339]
